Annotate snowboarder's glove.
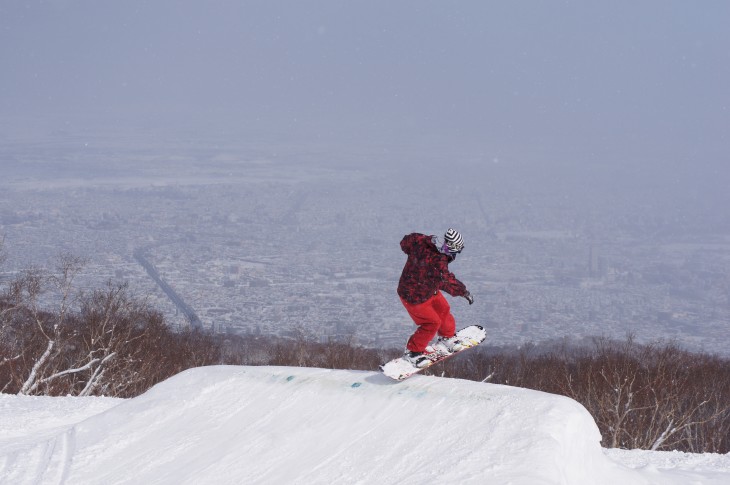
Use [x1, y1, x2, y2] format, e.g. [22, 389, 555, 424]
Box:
[464, 292, 474, 305]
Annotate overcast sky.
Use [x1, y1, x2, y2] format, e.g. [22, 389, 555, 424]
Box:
[1, 1, 729, 167]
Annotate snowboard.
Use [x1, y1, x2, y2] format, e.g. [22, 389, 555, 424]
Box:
[380, 325, 486, 381]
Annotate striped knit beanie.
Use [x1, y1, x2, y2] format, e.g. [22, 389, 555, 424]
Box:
[444, 228, 464, 252]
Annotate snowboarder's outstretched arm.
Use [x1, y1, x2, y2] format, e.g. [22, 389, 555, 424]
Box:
[437, 259, 469, 299]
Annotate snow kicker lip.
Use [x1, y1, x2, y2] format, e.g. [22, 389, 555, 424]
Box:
[0, 365, 705, 484]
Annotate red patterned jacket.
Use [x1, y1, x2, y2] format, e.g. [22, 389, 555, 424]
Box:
[397, 233, 468, 304]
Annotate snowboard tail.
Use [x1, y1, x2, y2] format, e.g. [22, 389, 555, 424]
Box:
[380, 325, 486, 381]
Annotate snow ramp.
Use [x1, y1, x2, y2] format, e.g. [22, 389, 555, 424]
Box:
[0, 366, 681, 484]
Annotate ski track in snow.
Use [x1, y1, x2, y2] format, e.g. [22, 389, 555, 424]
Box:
[0, 366, 729, 485]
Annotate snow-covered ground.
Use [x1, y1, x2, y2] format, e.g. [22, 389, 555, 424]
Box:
[1, 366, 728, 484]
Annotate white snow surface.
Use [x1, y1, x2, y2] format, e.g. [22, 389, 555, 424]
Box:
[1, 366, 729, 484]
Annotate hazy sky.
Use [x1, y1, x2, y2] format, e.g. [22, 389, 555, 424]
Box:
[1, 1, 729, 165]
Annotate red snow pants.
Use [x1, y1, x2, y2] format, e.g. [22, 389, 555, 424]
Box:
[401, 291, 456, 353]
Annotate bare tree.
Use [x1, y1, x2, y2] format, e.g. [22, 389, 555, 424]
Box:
[17, 254, 85, 395]
[71, 281, 148, 395]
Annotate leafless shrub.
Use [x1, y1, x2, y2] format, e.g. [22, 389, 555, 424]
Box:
[220, 331, 383, 371]
[0, 255, 220, 398]
[431, 335, 730, 453]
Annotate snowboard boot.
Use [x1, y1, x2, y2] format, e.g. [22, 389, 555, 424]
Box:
[403, 350, 433, 368]
[435, 335, 465, 353]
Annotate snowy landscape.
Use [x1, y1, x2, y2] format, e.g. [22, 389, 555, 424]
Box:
[1, 132, 729, 356]
[2, 2, 729, 354]
[2, 366, 729, 484]
[2, 1, 730, 484]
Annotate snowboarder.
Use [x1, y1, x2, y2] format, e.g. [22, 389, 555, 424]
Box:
[397, 229, 474, 368]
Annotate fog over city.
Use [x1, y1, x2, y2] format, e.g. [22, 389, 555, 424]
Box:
[1, 1, 729, 354]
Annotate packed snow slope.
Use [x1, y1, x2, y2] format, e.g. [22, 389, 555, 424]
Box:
[1, 366, 729, 485]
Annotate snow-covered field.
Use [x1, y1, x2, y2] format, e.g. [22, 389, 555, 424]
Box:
[1, 366, 728, 484]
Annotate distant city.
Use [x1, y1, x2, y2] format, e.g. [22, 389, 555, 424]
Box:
[2, 131, 729, 356]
